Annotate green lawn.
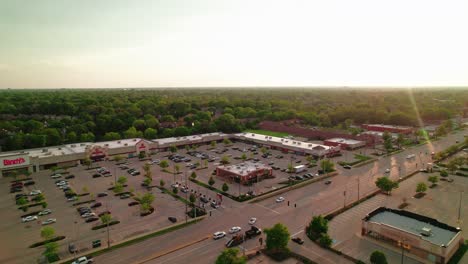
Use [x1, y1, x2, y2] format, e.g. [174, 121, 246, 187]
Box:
[244, 129, 290, 138]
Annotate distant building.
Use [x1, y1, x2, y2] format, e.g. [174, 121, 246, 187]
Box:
[323, 138, 366, 150]
[362, 124, 414, 134]
[216, 161, 272, 185]
[362, 207, 463, 264]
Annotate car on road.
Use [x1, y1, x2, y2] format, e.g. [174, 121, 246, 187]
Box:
[295, 175, 304, 180]
[97, 192, 108, 197]
[325, 180, 332, 185]
[90, 202, 102, 208]
[248, 217, 257, 225]
[22, 215, 38, 222]
[30, 190, 42, 195]
[38, 209, 52, 216]
[229, 226, 242, 234]
[41, 218, 57, 225]
[68, 243, 78, 254]
[65, 174, 75, 179]
[385, 168, 390, 173]
[343, 165, 352, 169]
[276, 197, 285, 203]
[292, 237, 304, 244]
[71, 256, 94, 264]
[85, 217, 99, 223]
[213, 231, 226, 240]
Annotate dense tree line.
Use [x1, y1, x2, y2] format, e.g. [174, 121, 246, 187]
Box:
[0, 88, 466, 151]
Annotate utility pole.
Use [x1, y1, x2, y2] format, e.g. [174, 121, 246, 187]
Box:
[458, 191, 463, 224]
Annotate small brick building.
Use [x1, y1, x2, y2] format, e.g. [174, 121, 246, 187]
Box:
[216, 161, 273, 185]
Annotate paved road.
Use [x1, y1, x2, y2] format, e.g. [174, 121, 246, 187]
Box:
[92, 131, 466, 264]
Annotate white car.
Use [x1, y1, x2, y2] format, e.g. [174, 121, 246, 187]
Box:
[51, 174, 62, 179]
[59, 185, 70, 189]
[151, 159, 160, 164]
[276, 197, 285, 203]
[229, 226, 242, 234]
[72, 256, 93, 264]
[68, 196, 78, 202]
[56, 181, 68, 186]
[249, 217, 257, 225]
[213, 231, 226, 240]
[41, 218, 56, 225]
[22, 215, 38, 223]
[30, 190, 42, 195]
[38, 209, 52, 216]
[81, 212, 96, 218]
[385, 169, 390, 173]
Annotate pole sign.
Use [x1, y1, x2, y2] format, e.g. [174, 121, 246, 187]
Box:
[0, 155, 30, 169]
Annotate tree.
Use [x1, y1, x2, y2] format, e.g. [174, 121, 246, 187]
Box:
[210, 141, 217, 148]
[169, 145, 177, 153]
[113, 155, 123, 163]
[370, 251, 388, 264]
[159, 160, 169, 169]
[241, 153, 247, 161]
[416, 182, 427, 194]
[382, 131, 393, 152]
[100, 213, 112, 225]
[306, 215, 328, 240]
[143, 127, 158, 139]
[138, 151, 146, 159]
[17, 197, 28, 206]
[396, 134, 404, 148]
[215, 248, 247, 264]
[190, 171, 197, 180]
[221, 155, 230, 165]
[172, 187, 178, 195]
[223, 138, 232, 145]
[428, 175, 439, 186]
[320, 160, 334, 173]
[160, 179, 165, 188]
[140, 192, 155, 205]
[43, 242, 59, 262]
[174, 164, 180, 174]
[261, 147, 268, 154]
[41, 226, 55, 240]
[113, 183, 124, 193]
[264, 223, 290, 252]
[287, 163, 294, 173]
[83, 158, 92, 169]
[103, 132, 121, 141]
[375, 177, 399, 195]
[318, 234, 332, 248]
[117, 176, 127, 185]
[208, 176, 215, 187]
[143, 163, 152, 178]
[189, 193, 196, 205]
[440, 170, 448, 177]
[222, 183, 229, 192]
[143, 177, 152, 187]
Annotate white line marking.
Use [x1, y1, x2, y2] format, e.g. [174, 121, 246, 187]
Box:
[255, 203, 280, 214]
[291, 229, 304, 237]
[157, 240, 218, 264]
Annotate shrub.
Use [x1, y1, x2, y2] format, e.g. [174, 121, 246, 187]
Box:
[91, 220, 120, 230]
[29, 236, 66, 248]
[318, 234, 332, 248]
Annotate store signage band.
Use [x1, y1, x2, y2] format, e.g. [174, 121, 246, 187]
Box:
[1, 155, 30, 168]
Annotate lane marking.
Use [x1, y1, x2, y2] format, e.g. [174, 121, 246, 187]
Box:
[255, 203, 280, 214]
[157, 239, 218, 264]
[291, 229, 304, 237]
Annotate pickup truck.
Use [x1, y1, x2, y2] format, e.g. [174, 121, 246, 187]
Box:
[72, 256, 93, 264]
[226, 234, 244, 248]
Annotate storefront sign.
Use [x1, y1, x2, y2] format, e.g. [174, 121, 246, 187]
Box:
[0, 155, 30, 169]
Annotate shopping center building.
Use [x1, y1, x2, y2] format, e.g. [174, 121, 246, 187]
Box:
[216, 161, 273, 185]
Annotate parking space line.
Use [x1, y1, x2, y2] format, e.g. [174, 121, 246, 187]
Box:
[291, 229, 304, 237]
[255, 203, 280, 214]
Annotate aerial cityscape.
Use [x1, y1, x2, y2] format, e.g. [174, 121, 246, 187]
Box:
[1, 1, 468, 264]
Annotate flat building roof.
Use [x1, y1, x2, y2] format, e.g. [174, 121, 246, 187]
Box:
[218, 161, 271, 177]
[365, 207, 460, 247]
[325, 138, 365, 145]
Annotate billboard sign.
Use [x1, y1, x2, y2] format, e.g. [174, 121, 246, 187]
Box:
[0, 155, 30, 169]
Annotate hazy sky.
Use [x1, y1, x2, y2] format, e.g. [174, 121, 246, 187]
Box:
[1, 0, 467, 88]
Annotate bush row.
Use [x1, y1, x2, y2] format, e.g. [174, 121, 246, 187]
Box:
[18, 202, 47, 211]
[91, 220, 120, 230]
[29, 236, 66, 248]
[72, 199, 96, 206]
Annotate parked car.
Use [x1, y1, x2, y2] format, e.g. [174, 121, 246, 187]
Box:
[24, 181, 35, 186]
[213, 231, 226, 240]
[97, 192, 108, 197]
[200, 196, 209, 203]
[67, 196, 78, 202]
[10, 188, 22, 193]
[128, 201, 140, 206]
[385, 168, 390, 173]
[276, 197, 285, 203]
[229, 226, 242, 234]
[120, 193, 131, 199]
[41, 218, 57, 225]
[440, 178, 454, 182]
[295, 175, 304, 180]
[85, 217, 99, 223]
[292, 237, 304, 244]
[248, 217, 257, 225]
[211, 201, 219, 209]
[38, 209, 52, 216]
[11, 182, 23, 187]
[90, 202, 102, 208]
[168, 217, 177, 223]
[65, 174, 75, 179]
[82, 212, 96, 218]
[22, 215, 38, 223]
[92, 173, 101, 178]
[51, 174, 62, 179]
[325, 180, 332, 185]
[30, 190, 42, 195]
[130, 171, 140, 176]
[343, 165, 352, 169]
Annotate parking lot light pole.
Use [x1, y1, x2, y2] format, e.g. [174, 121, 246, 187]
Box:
[185, 171, 188, 223]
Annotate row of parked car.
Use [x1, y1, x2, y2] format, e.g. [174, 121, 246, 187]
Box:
[21, 208, 56, 225]
[76, 202, 108, 223]
[10, 180, 36, 193]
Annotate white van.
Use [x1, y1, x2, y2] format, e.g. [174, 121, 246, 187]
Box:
[406, 154, 416, 159]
